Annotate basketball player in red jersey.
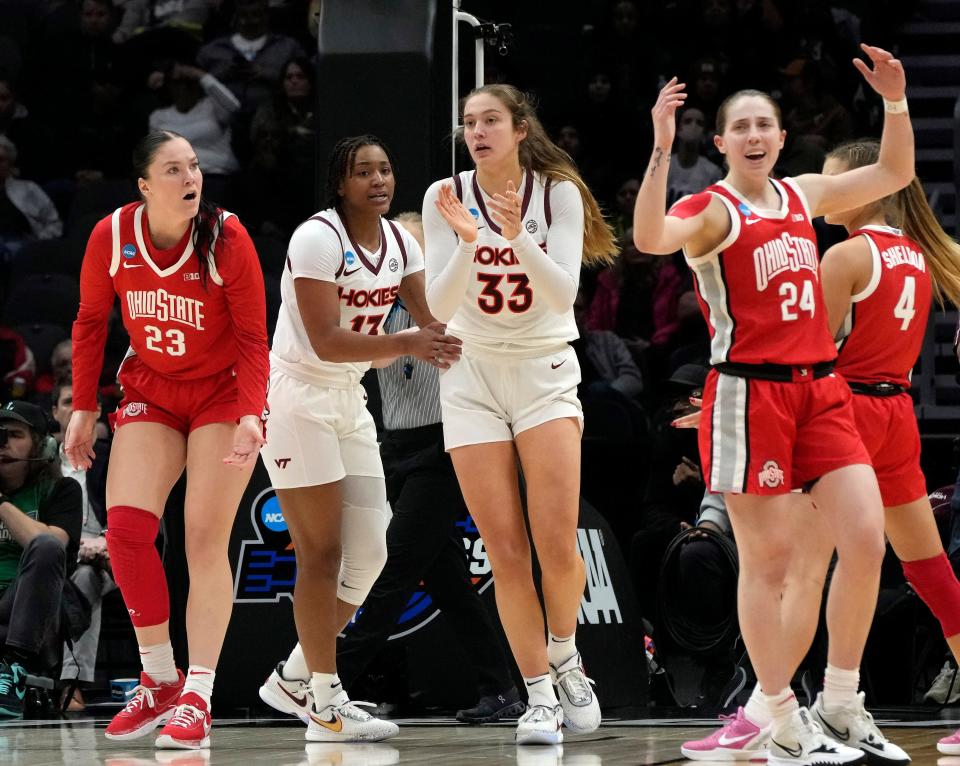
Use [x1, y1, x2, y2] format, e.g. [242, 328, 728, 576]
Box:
[634, 45, 914, 765]
[65, 131, 269, 749]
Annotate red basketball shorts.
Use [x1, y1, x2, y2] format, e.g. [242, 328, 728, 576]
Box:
[113, 355, 239, 435]
[850, 392, 926, 507]
[699, 369, 871, 495]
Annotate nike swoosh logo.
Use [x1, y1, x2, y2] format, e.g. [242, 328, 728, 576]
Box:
[309, 712, 343, 732]
[343, 268, 362, 277]
[772, 739, 803, 757]
[340, 580, 356, 589]
[279, 685, 307, 708]
[818, 714, 850, 741]
[122, 263, 144, 268]
[745, 218, 762, 225]
[551, 360, 567, 369]
[718, 732, 757, 746]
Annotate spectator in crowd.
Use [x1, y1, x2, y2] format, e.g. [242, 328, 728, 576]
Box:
[780, 56, 854, 153]
[148, 62, 241, 177]
[0, 136, 63, 260]
[33, 341, 73, 399]
[51, 378, 111, 712]
[666, 106, 722, 209]
[0, 401, 82, 719]
[243, 56, 318, 235]
[573, 286, 644, 404]
[0, 79, 54, 183]
[609, 178, 639, 240]
[197, 0, 306, 118]
[686, 57, 724, 132]
[0, 327, 34, 402]
[113, 0, 215, 44]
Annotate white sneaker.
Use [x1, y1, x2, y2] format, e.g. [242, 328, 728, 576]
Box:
[925, 662, 960, 705]
[515, 704, 564, 746]
[550, 653, 600, 734]
[303, 742, 400, 765]
[259, 662, 312, 723]
[811, 692, 910, 764]
[305, 694, 399, 743]
[515, 744, 564, 765]
[768, 707, 865, 766]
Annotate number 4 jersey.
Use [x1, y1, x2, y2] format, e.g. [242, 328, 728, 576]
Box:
[72, 202, 269, 418]
[672, 178, 836, 365]
[835, 224, 932, 388]
[270, 208, 424, 388]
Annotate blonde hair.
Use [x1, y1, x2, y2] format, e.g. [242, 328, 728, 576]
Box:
[461, 84, 618, 266]
[827, 140, 960, 307]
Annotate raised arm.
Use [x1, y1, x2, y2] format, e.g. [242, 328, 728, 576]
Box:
[423, 180, 477, 322]
[795, 44, 913, 218]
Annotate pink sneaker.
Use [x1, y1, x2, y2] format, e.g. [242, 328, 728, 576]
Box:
[681, 707, 769, 761]
[939, 728, 960, 755]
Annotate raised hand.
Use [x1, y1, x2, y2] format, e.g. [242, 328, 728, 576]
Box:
[853, 43, 906, 102]
[489, 179, 523, 240]
[671, 397, 703, 429]
[652, 77, 687, 151]
[403, 321, 463, 370]
[435, 184, 479, 243]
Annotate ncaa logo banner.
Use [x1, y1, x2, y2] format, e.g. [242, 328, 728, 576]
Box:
[233, 489, 622, 635]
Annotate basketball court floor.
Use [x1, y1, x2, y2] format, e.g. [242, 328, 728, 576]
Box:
[4, 713, 960, 765]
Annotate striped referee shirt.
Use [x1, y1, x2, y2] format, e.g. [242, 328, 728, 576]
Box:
[377, 301, 442, 430]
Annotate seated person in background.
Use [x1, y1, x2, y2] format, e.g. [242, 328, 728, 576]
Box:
[52, 378, 112, 711]
[0, 327, 35, 401]
[0, 402, 82, 718]
[573, 286, 644, 403]
[665, 105, 722, 209]
[0, 136, 62, 260]
[33, 341, 73, 398]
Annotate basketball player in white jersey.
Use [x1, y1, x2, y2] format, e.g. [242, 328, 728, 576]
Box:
[423, 84, 618, 745]
[260, 135, 461, 743]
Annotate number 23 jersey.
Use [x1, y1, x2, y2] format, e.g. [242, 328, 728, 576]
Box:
[676, 178, 836, 365]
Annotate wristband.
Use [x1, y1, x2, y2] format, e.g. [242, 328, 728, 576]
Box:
[883, 97, 908, 115]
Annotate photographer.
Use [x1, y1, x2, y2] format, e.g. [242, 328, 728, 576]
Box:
[0, 402, 82, 718]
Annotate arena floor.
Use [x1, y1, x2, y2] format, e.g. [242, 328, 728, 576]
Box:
[4, 714, 960, 765]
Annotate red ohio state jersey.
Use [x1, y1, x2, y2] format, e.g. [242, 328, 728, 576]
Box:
[835, 225, 932, 388]
[72, 202, 269, 417]
[672, 178, 836, 365]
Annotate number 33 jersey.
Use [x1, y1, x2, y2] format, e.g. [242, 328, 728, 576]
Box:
[443, 170, 578, 354]
[834, 225, 932, 388]
[674, 178, 836, 366]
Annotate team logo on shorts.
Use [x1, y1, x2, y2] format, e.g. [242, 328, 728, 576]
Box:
[122, 402, 148, 418]
[122, 243, 137, 259]
[525, 219, 538, 234]
[758, 460, 785, 488]
[389, 257, 399, 273]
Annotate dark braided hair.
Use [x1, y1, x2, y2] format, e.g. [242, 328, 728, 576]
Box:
[132, 130, 221, 288]
[322, 134, 397, 211]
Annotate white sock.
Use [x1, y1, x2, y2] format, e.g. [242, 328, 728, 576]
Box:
[182, 665, 215, 707]
[744, 684, 771, 727]
[311, 672, 345, 710]
[547, 632, 577, 670]
[822, 664, 859, 713]
[139, 641, 178, 683]
[764, 687, 799, 740]
[283, 643, 309, 681]
[523, 673, 558, 708]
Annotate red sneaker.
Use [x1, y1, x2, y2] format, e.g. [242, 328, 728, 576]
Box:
[105, 670, 185, 741]
[155, 692, 212, 749]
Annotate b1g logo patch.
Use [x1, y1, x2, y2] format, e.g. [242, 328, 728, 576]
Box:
[389, 257, 399, 273]
[758, 460, 785, 488]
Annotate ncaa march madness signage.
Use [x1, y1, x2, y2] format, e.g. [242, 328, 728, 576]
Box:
[233, 488, 623, 637]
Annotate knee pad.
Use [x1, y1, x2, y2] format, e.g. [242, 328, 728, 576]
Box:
[106, 506, 170, 628]
[902, 552, 960, 638]
[336, 477, 390, 605]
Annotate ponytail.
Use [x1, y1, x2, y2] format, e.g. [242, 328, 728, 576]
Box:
[462, 84, 618, 266]
[827, 139, 960, 307]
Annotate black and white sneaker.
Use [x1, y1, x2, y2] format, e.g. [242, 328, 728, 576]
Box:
[811, 692, 910, 765]
[768, 707, 865, 766]
[456, 687, 526, 724]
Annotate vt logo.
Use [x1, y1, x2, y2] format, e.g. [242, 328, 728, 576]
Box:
[274, 458, 291, 469]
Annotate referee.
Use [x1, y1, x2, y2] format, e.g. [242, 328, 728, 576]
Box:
[336, 213, 522, 723]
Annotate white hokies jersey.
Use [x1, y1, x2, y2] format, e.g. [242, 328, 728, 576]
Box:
[271, 207, 424, 388]
[445, 170, 578, 354]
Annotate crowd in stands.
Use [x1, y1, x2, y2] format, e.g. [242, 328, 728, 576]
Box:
[3, 0, 954, 714]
